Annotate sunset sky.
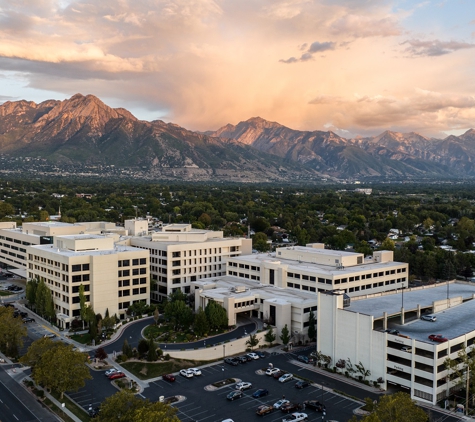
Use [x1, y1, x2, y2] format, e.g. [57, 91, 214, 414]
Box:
[0, 0, 474, 138]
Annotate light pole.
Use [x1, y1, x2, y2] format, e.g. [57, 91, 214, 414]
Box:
[401, 282, 404, 309]
[223, 344, 226, 371]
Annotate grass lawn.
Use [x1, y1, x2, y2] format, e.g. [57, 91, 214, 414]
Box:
[0, 291, 13, 296]
[121, 359, 208, 380]
[69, 333, 92, 344]
[144, 323, 230, 343]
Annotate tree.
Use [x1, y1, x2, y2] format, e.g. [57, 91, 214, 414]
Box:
[79, 284, 87, 329]
[95, 347, 108, 361]
[25, 341, 91, 399]
[307, 311, 316, 341]
[102, 315, 115, 332]
[355, 361, 371, 381]
[253, 232, 269, 252]
[96, 390, 179, 422]
[264, 327, 276, 345]
[153, 308, 160, 326]
[246, 333, 260, 350]
[164, 300, 193, 331]
[122, 339, 133, 358]
[193, 307, 209, 337]
[349, 392, 428, 422]
[445, 347, 475, 405]
[0, 307, 27, 357]
[26, 278, 39, 308]
[138, 339, 149, 356]
[280, 324, 290, 346]
[147, 339, 157, 362]
[20, 337, 57, 367]
[204, 300, 228, 330]
[379, 238, 395, 251]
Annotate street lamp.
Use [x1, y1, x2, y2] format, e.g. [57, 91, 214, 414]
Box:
[222, 344, 226, 371]
[401, 282, 404, 309]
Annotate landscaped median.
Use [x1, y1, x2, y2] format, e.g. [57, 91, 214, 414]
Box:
[120, 359, 209, 380]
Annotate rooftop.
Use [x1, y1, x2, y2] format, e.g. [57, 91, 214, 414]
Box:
[30, 243, 144, 257]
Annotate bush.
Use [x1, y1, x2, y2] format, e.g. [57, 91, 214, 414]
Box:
[164, 353, 171, 361]
[34, 389, 45, 398]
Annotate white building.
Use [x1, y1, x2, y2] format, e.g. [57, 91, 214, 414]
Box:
[27, 234, 149, 328]
[226, 244, 408, 297]
[318, 282, 475, 405]
[128, 223, 252, 301]
[192, 276, 317, 339]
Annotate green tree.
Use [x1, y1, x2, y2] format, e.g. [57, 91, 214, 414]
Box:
[26, 278, 39, 308]
[379, 238, 395, 251]
[153, 307, 160, 326]
[26, 341, 91, 399]
[0, 307, 27, 357]
[205, 300, 228, 330]
[307, 311, 316, 341]
[164, 300, 193, 331]
[280, 324, 290, 346]
[79, 284, 87, 329]
[445, 347, 475, 405]
[96, 390, 179, 422]
[122, 339, 133, 358]
[264, 327, 276, 345]
[20, 337, 57, 367]
[147, 339, 157, 362]
[349, 392, 428, 422]
[138, 339, 149, 356]
[253, 232, 269, 252]
[193, 307, 209, 337]
[35, 280, 49, 317]
[245, 333, 260, 350]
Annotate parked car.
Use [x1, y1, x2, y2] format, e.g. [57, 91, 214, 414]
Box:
[429, 334, 448, 342]
[105, 368, 118, 376]
[43, 333, 56, 338]
[256, 351, 267, 358]
[273, 370, 286, 379]
[224, 358, 239, 366]
[189, 368, 201, 376]
[179, 369, 194, 378]
[266, 367, 280, 376]
[421, 315, 437, 322]
[295, 380, 310, 389]
[108, 372, 126, 380]
[281, 403, 302, 413]
[235, 381, 252, 391]
[256, 404, 274, 416]
[22, 317, 35, 323]
[252, 388, 269, 398]
[273, 399, 290, 409]
[236, 356, 248, 364]
[247, 352, 259, 360]
[227, 390, 243, 401]
[282, 412, 308, 422]
[162, 374, 176, 382]
[384, 329, 400, 335]
[303, 400, 325, 412]
[401, 346, 412, 352]
[279, 373, 293, 383]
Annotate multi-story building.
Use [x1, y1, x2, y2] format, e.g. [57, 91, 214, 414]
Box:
[0, 221, 124, 274]
[318, 282, 475, 405]
[128, 223, 252, 301]
[191, 276, 317, 338]
[27, 234, 149, 328]
[225, 244, 408, 297]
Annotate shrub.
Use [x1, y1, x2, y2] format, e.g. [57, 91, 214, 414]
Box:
[164, 353, 171, 361]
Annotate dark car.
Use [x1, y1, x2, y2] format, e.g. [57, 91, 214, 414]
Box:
[162, 374, 176, 382]
[303, 400, 325, 412]
[385, 329, 400, 335]
[295, 380, 310, 389]
[225, 357, 239, 366]
[281, 402, 302, 413]
[252, 388, 269, 398]
[236, 356, 248, 364]
[256, 351, 267, 358]
[19, 311, 28, 317]
[272, 370, 286, 379]
[297, 355, 314, 364]
[22, 317, 35, 323]
[227, 390, 243, 401]
[88, 407, 100, 418]
[256, 404, 274, 416]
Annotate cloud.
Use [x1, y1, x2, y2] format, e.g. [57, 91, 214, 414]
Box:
[280, 40, 336, 63]
[401, 39, 475, 57]
[329, 15, 401, 38]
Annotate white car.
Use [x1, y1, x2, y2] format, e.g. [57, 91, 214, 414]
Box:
[105, 368, 118, 376]
[179, 369, 194, 378]
[421, 315, 437, 322]
[266, 367, 280, 376]
[189, 367, 202, 376]
[279, 373, 293, 383]
[247, 352, 259, 360]
[235, 381, 252, 391]
[282, 412, 308, 422]
[273, 399, 290, 409]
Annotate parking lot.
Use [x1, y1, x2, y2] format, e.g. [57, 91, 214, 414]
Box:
[140, 352, 362, 422]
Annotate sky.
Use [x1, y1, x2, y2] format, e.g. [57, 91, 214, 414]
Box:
[0, 0, 474, 138]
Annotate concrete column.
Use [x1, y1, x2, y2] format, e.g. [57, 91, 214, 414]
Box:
[400, 308, 405, 325]
[383, 312, 388, 330]
[417, 304, 421, 319]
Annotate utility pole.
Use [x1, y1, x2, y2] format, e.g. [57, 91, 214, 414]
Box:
[466, 366, 470, 416]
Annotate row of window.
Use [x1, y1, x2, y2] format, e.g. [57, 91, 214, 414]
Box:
[287, 267, 407, 284]
[287, 282, 317, 292]
[118, 258, 147, 267]
[227, 270, 260, 281]
[228, 262, 259, 271]
[0, 236, 30, 246]
[118, 287, 147, 297]
[118, 268, 147, 277]
[118, 278, 147, 287]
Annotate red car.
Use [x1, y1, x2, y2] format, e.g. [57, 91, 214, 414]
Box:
[108, 372, 126, 380]
[162, 374, 176, 382]
[429, 334, 448, 342]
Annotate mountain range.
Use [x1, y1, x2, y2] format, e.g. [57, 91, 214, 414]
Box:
[0, 94, 473, 182]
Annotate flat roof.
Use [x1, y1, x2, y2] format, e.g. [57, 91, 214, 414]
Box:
[346, 282, 475, 342]
[231, 253, 405, 276]
[194, 275, 317, 305]
[30, 243, 145, 257]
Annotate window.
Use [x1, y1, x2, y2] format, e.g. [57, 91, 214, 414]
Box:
[82, 264, 89, 271]
[133, 259, 139, 265]
[140, 258, 146, 264]
[72, 264, 81, 272]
